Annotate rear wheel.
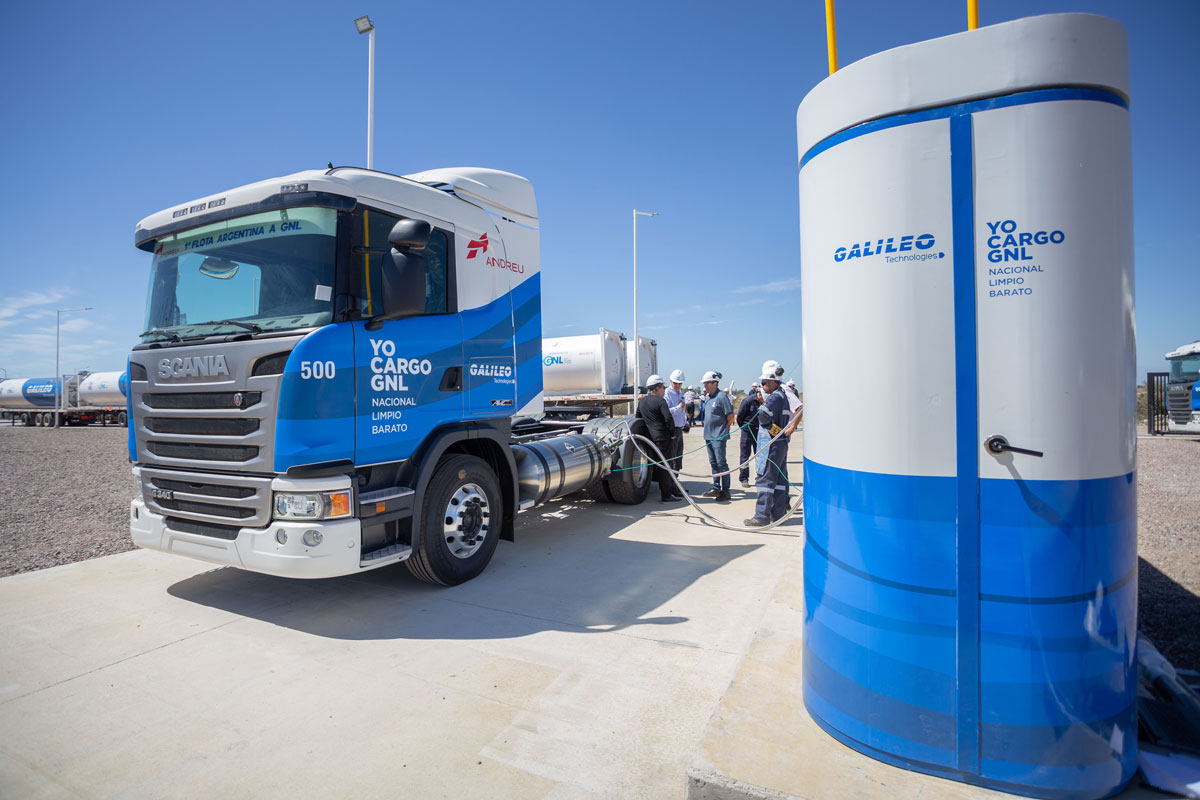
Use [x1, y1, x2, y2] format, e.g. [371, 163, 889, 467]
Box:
[407, 454, 503, 586]
[34, 413, 45, 427]
[605, 429, 653, 505]
[118, 411, 127, 427]
[19, 413, 30, 426]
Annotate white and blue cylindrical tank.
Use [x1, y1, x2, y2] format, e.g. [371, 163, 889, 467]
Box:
[78, 371, 129, 407]
[0, 378, 61, 408]
[798, 14, 1135, 799]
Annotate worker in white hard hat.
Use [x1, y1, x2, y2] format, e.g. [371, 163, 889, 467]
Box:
[683, 384, 699, 425]
[636, 375, 684, 503]
[782, 378, 803, 418]
[700, 370, 734, 502]
[745, 366, 791, 527]
[665, 369, 687, 475]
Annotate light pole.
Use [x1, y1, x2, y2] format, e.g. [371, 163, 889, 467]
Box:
[355, 15, 376, 170]
[54, 307, 91, 428]
[632, 209, 658, 406]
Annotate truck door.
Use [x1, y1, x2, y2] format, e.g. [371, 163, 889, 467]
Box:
[459, 224, 517, 417]
[352, 206, 463, 466]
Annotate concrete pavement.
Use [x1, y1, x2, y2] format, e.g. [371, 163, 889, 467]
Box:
[0, 435, 801, 799]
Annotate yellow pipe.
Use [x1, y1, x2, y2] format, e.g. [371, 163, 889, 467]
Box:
[968, 0, 979, 30]
[825, 0, 838, 74]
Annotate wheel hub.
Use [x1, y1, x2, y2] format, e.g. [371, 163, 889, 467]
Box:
[442, 483, 490, 559]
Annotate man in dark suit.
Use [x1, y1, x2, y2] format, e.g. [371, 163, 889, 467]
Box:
[636, 374, 684, 503]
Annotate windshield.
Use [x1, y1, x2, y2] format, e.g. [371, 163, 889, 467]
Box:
[1168, 355, 1200, 384]
[142, 207, 337, 341]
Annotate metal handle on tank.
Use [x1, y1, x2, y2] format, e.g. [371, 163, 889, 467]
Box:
[984, 435, 1044, 458]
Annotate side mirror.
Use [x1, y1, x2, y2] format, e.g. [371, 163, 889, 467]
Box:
[364, 219, 431, 329]
[388, 219, 431, 250]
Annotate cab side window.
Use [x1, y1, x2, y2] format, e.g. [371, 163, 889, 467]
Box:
[359, 208, 449, 316]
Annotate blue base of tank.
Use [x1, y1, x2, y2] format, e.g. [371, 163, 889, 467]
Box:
[802, 457, 1137, 800]
[803, 697, 1135, 800]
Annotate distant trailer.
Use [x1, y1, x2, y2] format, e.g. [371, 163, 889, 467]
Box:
[0, 371, 128, 427]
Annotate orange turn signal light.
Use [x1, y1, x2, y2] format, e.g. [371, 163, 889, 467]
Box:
[327, 491, 351, 518]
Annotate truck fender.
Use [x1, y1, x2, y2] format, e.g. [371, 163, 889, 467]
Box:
[406, 422, 519, 547]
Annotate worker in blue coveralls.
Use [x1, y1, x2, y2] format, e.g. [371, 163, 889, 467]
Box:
[745, 370, 791, 527]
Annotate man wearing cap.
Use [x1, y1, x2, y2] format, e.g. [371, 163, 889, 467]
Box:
[665, 369, 687, 475]
[736, 382, 763, 488]
[701, 371, 734, 502]
[746, 369, 791, 527]
[636, 375, 683, 503]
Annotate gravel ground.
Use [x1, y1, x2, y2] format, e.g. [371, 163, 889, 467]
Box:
[0, 425, 1196, 668]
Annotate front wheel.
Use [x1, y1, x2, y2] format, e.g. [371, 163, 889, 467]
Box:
[407, 454, 503, 586]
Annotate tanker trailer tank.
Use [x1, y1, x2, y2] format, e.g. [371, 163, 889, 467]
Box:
[77, 371, 129, 407]
[0, 378, 59, 410]
[542, 328, 626, 396]
[624, 336, 658, 392]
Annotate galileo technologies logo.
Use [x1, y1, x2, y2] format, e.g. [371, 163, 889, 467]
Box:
[834, 233, 944, 264]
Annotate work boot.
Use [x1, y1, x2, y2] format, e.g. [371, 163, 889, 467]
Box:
[715, 490, 731, 502]
[739, 480, 750, 488]
[702, 488, 720, 498]
[659, 495, 682, 503]
[743, 517, 770, 528]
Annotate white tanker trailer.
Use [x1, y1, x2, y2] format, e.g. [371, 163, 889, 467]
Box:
[541, 329, 659, 419]
[1, 371, 128, 427]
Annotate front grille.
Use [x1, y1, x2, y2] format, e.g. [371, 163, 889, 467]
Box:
[165, 517, 241, 540]
[143, 467, 273, 528]
[156, 498, 255, 519]
[147, 442, 259, 462]
[143, 391, 261, 410]
[145, 417, 260, 436]
[1167, 388, 1193, 423]
[151, 477, 255, 499]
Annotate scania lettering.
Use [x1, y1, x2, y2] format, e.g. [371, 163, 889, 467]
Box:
[127, 167, 654, 584]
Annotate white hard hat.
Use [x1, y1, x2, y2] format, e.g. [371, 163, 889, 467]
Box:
[761, 360, 784, 379]
[645, 374, 665, 387]
[669, 369, 685, 383]
[701, 370, 720, 383]
[760, 371, 780, 383]
[786, 379, 796, 387]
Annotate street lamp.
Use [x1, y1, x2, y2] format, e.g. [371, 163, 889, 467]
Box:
[354, 15, 375, 170]
[54, 307, 91, 428]
[632, 209, 658, 406]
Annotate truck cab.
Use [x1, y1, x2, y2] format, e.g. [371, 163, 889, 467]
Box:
[1165, 340, 1200, 433]
[128, 167, 562, 583]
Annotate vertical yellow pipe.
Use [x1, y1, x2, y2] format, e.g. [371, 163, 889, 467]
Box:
[967, 0, 979, 30]
[825, 0, 838, 74]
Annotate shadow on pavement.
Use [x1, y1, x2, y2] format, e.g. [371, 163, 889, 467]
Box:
[167, 493, 763, 642]
[1139, 556, 1200, 673]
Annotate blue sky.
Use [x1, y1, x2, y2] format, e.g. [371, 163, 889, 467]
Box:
[0, 0, 1195, 391]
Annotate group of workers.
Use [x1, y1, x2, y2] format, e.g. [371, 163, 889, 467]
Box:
[635, 361, 803, 528]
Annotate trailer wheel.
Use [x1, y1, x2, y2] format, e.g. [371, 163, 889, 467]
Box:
[582, 478, 614, 502]
[118, 411, 127, 427]
[33, 413, 44, 427]
[605, 432, 652, 505]
[20, 413, 30, 427]
[407, 454, 503, 586]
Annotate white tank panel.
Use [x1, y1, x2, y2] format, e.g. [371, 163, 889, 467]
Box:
[624, 337, 657, 390]
[973, 100, 1135, 482]
[78, 371, 128, 406]
[543, 329, 625, 395]
[800, 119, 957, 478]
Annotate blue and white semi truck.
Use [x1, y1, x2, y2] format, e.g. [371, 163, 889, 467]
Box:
[1165, 339, 1200, 433]
[128, 167, 651, 584]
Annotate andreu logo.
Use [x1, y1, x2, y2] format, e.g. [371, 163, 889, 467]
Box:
[835, 234, 937, 263]
[543, 355, 564, 366]
[466, 233, 489, 259]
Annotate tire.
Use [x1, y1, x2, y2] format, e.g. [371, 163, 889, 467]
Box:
[582, 477, 614, 502]
[118, 410, 128, 427]
[19, 413, 30, 427]
[34, 413, 44, 427]
[407, 454, 503, 586]
[605, 432, 653, 505]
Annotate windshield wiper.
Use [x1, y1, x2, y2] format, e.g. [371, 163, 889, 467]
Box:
[192, 319, 264, 334]
[140, 329, 182, 342]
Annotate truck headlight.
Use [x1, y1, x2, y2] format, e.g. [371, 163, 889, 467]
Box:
[134, 474, 143, 501]
[272, 490, 352, 520]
